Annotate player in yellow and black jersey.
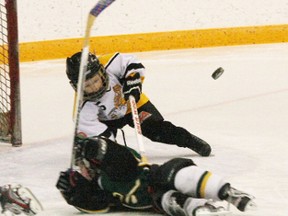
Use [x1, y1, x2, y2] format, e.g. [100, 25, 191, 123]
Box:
[66, 51, 211, 156]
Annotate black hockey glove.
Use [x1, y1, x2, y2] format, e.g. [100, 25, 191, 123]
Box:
[74, 136, 102, 161]
[123, 72, 142, 102]
[73, 136, 99, 171]
[75, 136, 140, 182]
[56, 169, 92, 206]
[56, 169, 87, 197]
[56, 169, 117, 212]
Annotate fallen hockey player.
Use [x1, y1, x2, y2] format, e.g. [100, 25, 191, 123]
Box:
[56, 136, 256, 216]
[0, 184, 43, 215]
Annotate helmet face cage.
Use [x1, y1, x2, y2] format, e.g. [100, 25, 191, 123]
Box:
[83, 65, 109, 101]
[66, 52, 109, 101]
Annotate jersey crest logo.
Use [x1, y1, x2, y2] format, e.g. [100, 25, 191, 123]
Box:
[113, 84, 125, 108]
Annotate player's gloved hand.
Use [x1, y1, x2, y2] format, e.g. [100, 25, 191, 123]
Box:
[72, 136, 103, 179]
[123, 72, 142, 102]
[75, 136, 107, 162]
[74, 136, 100, 161]
[56, 169, 113, 212]
[74, 135, 99, 166]
[56, 169, 92, 204]
[56, 169, 85, 193]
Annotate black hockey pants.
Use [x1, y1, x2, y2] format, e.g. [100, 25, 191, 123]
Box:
[101, 101, 200, 148]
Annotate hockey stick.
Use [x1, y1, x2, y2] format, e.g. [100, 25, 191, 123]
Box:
[129, 95, 149, 165]
[71, 0, 116, 168]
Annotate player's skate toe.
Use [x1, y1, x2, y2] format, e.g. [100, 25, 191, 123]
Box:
[186, 135, 212, 156]
[187, 142, 211, 157]
[236, 196, 257, 212]
[197, 143, 211, 156]
[226, 187, 257, 212]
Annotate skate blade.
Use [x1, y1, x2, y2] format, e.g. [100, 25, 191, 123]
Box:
[244, 199, 257, 211]
[17, 186, 44, 214]
[196, 210, 232, 216]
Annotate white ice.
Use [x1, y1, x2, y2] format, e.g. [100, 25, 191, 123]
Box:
[1, 43, 288, 216]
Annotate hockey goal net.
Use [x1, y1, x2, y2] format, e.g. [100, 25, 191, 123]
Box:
[0, 0, 21, 146]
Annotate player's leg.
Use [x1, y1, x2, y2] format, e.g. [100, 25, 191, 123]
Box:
[150, 158, 256, 213]
[132, 101, 211, 156]
[173, 162, 256, 212]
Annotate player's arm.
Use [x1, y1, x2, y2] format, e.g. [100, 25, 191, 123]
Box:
[104, 53, 145, 103]
[121, 54, 145, 103]
[102, 52, 145, 80]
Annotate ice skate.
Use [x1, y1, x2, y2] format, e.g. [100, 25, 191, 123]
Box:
[193, 142, 211, 157]
[186, 134, 211, 156]
[0, 184, 43, 215]
[226, 187, 256, 212]
[193, 202, 231, 216]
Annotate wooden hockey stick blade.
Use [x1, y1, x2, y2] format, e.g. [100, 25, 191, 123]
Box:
[82, 15, 96, 47]
[85, 0, 116, 44]
[90, 0, 116, 16]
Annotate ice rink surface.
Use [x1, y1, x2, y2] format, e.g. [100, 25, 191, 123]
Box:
[1, 43, 288, 216]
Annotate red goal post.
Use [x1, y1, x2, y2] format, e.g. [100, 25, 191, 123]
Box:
[0, 0, 22, 146]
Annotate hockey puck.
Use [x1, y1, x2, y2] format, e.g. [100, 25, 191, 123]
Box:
[212, 67, 224, 80]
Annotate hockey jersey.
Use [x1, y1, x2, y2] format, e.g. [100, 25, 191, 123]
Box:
[99, 168, 153, 210]
[77, 52, 149, 138]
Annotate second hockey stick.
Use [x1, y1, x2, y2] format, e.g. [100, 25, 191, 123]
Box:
[71, 0, 116, 168]
[129, 95, 149, 165]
